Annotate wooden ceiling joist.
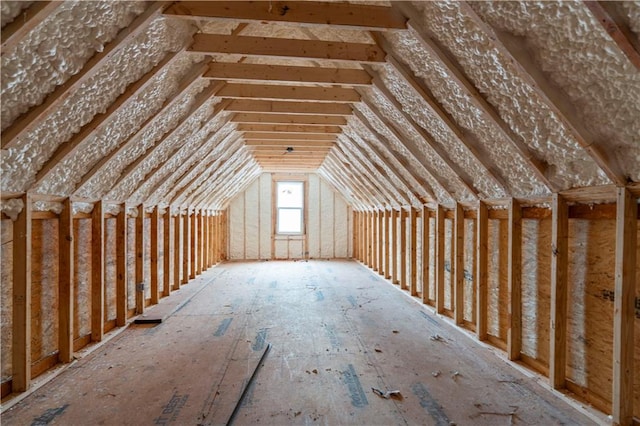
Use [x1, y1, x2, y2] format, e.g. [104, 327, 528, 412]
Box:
[2, 1, 170, 150]
[32, 48, 179, 189]
[1, 1, 63, 54]
[237, 124, 342, 134]
[249, 146, 331, 153]
[583, 1, 640, 70]
[205, 62, 372, 86]
[232, 113, 347, 126]
[73, 58, 213, 195]
[461, 2, 627, 186]
[188, 34, 386, 63]
[242, 132, 335, 141]
[218, 84, 360, 103]
[225, 99, 352, 115]
[244, 140, 334, 148]
[165, 1, 406, 30]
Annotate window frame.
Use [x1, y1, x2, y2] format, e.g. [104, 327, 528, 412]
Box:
[275, 180, 305, 235]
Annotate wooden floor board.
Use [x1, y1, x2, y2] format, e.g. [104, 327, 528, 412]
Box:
[1, 260, 599, 425]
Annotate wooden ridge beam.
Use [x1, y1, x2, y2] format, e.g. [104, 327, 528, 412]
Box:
[205, 62, 372, 85]
[218, 83, 360, 103]
[237, 123, 342, 134]
[2, 2, 170, 149]
[583, 1, 640, 70]
[461, 2, 627, 186]
[33, 49, 178, 189]
[189, 34, 386, 63]
[165, 1, 406, 30]
[73, 55, 209, 194]
[232, 113, 347, 126]
[225, 99, 352, 115]
[1, 1, 63, 54]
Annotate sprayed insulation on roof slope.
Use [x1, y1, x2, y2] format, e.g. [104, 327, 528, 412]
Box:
[470, 1, 640, 182]
[0, 1, 32, 27]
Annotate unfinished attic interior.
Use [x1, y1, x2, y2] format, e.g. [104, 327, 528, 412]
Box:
[1, 0, 639, 424]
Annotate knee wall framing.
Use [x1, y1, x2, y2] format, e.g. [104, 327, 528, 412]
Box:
[353, 195, 640, 424]
[0, 202, 228, 398]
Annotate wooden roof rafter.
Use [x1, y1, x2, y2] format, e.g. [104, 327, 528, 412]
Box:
[2, 1, 171, 150]
[164, 1, 406, 30]
[72, 58, 215, 196]
[190, 152, 256, 208]
[325, 154, 380, 209]
[208, 165, 262, 210]
[316, 167, 362, 210]
[321, 156, 372, 209]
[460, 2, 627, 186]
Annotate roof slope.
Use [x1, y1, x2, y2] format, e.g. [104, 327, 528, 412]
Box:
[1, 1, 639, 214]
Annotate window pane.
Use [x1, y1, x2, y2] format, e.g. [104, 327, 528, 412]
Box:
[277, 182, 303, 208]
[278, 208, 302, 233]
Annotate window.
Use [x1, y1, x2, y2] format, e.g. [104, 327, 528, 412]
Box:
[276, 181, 304, 234]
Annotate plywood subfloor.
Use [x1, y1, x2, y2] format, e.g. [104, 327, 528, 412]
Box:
[2, 260, 599, 425]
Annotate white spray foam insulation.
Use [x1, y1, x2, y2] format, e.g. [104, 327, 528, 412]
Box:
[342, 125, 421, 207]
[352, 102, 454, 206]
[337, 134, 405, 208]
[1, 15, 195, 194]
[72, 202, 94, 216]
[166, 138, 242, 206]
[318, 165, 359, 209]
[373, 64, 505, 199]
[383, 27, 605, 193]
[96, 97, 221, 202]
[469, 1, 640, 182]
[35, 63, 210, 197]
[77, 78, 210, 200]
[0, 198, 23, 221]
[620, 2, 640, 34]
[1, 1, 32, 27]
[1, 1, 147, 129]
[31, 200, 62, 214]
[136, 120, 235, 206]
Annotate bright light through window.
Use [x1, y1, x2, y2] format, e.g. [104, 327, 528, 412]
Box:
[277, 181, 303, 234]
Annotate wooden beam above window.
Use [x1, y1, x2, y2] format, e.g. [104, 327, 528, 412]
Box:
[165, 1, 406, 30]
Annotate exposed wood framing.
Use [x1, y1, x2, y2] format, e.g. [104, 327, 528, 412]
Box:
[165, 1, 406, 29]
[12, 194, 32, 392]
[135, 204, 145, 314]
[612, 187, 637, 425]
[507, 198, 522, 361]
[116, 205, 128, 326]
[163, 211, 173, 297]
[435, 205, 445, 314]
[399, 209, 408, 290]
[384, 209, 391, 279]
[454, 203, 464, 325]
[1, 1, 63, 54]
[233, 113, 347, 126]
[421, 205, 431, 304]
[462, 2, 626, 186]
[182, 211, 190, 284]
[150, 207, 160, 305]
[410, 207, 418, 296]
[378, 210, 385, 276]
[219, 84, 359, 103]
[476, 201, 488, 340]
[189, 34, 386, 63]
[1, 2, 170, 150]
[238, 124, 342, 134]
[190, 210, 197, 279]
[391, 209, 399, 285]
[174, 212, 182, 290]
[91, 200, 104, 341]
[225, 99, 352, 116]
[58, 198, 73, 363]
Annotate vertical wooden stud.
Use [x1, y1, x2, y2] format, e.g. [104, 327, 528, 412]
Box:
[410, 208, 418, 296]
[374, 210, 380, 272]
[174, 212, 182, 289]
[353, 211, 358, 260]
[193, 210, 200, 276]
[135, 204, 145, 314]
[507, 198, 522, 361]
[150, 207, 159, 305]
[58, 198, 74, 363]
[476, 201, 488, 341]
[182, 211, 190, 283]
[421, 206, 431, 304]
[550, 194, 568, 388]
[400, 208, 407, 290]
[454, 203, 465, 325]
[92, 200, 105, 340]
[384, 209, 391, 279]
[163, 210, 173, 297]
[435, 205, 445, 314]
[378, 210, 384, 275]
[116, 205, 127, 326]
[12, 194, 32, 392]
[391, 209, 398, 284]
[612, 187, 637, 426]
